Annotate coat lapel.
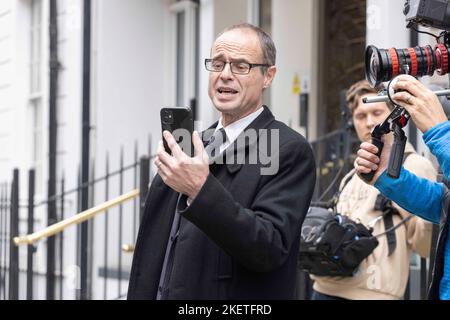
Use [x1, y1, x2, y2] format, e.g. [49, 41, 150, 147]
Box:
[201, 106, 276, 174]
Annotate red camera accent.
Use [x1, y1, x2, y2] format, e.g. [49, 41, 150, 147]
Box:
[435, 43, 449, 75]
[424, 46, 432, 75]
[389, 48, 399, 77]
[408, 48, 418, 76]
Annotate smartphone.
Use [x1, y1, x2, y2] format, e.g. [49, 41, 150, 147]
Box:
[160, 107, 194, 157]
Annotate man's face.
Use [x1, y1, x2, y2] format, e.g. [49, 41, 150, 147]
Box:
[208, 29, 276, 120]
[352, 93, 391, 142]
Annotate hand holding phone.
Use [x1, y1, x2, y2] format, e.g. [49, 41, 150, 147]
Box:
[160, 107, 194, 157]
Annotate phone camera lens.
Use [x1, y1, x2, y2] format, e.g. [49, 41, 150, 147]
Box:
[162, 110, 174, 124]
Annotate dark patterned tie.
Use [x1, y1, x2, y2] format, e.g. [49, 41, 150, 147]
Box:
[204, 128, 227, 159]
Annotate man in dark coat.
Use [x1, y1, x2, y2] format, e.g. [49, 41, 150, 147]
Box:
[127, 23, 316, 300]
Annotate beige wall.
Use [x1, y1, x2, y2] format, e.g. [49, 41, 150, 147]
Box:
[271, 0, 318, 140]
[200, 0, 320, 139]
[214, 0, 248, 37]
[199, 0, 250, 129]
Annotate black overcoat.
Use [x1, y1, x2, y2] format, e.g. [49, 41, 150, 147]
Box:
[127, 106, 316, 299]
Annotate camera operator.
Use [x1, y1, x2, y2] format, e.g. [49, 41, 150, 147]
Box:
[355, 74, 450, 300]
[311, 79, 436, 300]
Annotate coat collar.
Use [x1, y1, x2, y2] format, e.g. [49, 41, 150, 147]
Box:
[202, 106, 275, 174]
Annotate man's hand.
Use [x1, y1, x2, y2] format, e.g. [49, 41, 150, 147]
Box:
[155, 130, 210, 199]
[355, 133, 393, 185]
[392, 75, 447, 133]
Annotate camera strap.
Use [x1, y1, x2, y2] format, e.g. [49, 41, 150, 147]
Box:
[330, 170, 356, 212]
[373, 151, 413, 256]
[335, 152, 413, 256]
[374, 196, 402, 256]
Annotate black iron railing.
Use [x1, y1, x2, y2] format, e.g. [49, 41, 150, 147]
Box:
[0, 140, 153, 300]
[0, 131, 437, 300]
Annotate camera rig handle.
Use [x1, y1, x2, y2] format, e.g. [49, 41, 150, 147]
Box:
[360, 105, 410, 183]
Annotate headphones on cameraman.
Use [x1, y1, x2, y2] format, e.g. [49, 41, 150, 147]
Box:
[340, 89, 355, 132]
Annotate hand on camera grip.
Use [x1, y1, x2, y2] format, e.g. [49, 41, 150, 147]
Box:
[360, 137, 384, 183]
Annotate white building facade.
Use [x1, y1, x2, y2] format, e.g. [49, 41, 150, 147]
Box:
[0, 0, 443, 299]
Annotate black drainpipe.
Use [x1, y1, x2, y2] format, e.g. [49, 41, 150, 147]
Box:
[47, 0, 58, 300]
[79, 0, 92, 300]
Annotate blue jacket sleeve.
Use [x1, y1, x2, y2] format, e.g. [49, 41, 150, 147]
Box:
[375, 167, 444, 224]
[423, 121, 450, 180]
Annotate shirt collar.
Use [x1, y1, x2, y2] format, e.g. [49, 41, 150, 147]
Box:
[215, 107, 264, 145]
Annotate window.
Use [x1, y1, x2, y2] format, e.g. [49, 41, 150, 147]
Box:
[30, 0, 42, 96]
[29, 0, 43, 194]
[259, 0, 272, 107]
[170, 1, 199, 115]
[248, 0, 272, 107]
[176, 11, 186, 106]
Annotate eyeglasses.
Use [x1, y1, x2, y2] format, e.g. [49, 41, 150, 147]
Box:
[204, 59, 270, 75]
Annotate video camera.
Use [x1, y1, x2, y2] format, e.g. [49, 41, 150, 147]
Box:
[360, 0, 450, 182]
[405, 0, 450, 32]
[366, 0, 450, 87]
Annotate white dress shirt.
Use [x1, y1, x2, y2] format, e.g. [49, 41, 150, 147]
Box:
[215, 106, 264, 153]
[186, 106, 264, 206]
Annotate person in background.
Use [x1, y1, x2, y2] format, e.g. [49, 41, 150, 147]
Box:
[355, 74, 450, 300]
[311, 79, 435, 300]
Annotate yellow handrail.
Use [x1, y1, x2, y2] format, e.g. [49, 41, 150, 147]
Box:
[14, 189, 140, 246]
[121, 244, 135, 253]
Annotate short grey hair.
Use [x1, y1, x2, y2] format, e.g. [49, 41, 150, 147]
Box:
[217, 23, 276, 72]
